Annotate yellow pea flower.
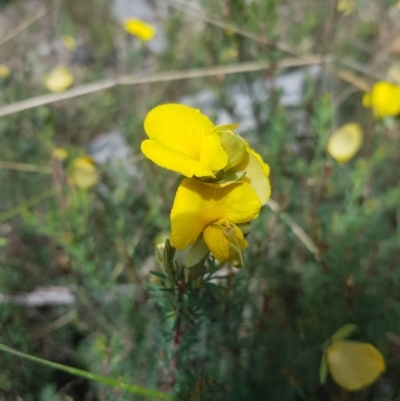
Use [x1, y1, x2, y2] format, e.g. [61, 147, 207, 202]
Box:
[363, 81, 400, 118]
[326, 123, 362, 164]
[123, 18, 156, 41]
[0, 64, 11, 78]
[142, 104, 228, 178]
[69, 156, 97, 190]
[325, 341, 385, 391]
[170, 178, 261, 267]
[337, 0, 355, 16]
[142, 104, 271, 203]
[61, 35, 77, 51]
[53, 147, 68, 161]
[44, 66, 74, 93]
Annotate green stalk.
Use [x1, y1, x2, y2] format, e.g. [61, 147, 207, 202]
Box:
[0, 343, 172, 399]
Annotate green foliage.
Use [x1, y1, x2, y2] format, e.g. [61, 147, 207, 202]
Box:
[1, 0, 400, 400]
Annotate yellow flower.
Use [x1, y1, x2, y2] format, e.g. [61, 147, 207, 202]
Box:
[69, 156, 97, 190]
[142, 104, 228, 178]
[170, 178, 261, 267]
[61, 35, 77, 51]
[142, 104, 271, 204]
[325, 341, 385, 391]
[123, 18, 156, 41]
[363, 81, 400, 118]
[44, 66, 74, 93]
[53, 147, 68, 161]
[337, 0, 355, 16]
[326, 123, 362, 164]
[0, 64, 11, 78]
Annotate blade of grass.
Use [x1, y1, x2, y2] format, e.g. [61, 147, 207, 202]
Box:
[0, 57, 326, 118]
[0, 343, 172, 399]
[0, 161, 51, 174]
[0, 188, 56, 224]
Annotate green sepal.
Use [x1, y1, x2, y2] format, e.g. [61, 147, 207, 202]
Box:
[319, 350, 328, 384]
[331, 324, 357, 341]
[216, 129, 246, 170]
[186, 235, 209, 268]
[222, 170, 246, 182]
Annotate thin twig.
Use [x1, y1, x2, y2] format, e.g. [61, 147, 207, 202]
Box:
[0, 161, 51, 173]
[0, 8, 48, 47]
[266, 199, 321, 258]
[0, 57, 327, 118]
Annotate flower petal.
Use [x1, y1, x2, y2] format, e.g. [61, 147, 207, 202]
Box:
[366, 81, 400, 118]
[44, 66, 74, 93]
[70, 156, 97, 189]
[141, 139, 217, 178]
[143, 104, 227, 177]
[203, 220, 247, 266]
[123, 18, 156, 41]
[326, 340, 385, 391]
[203, 224, 230, 263]
[231, 142, 271, 204]
[170, 178, 261, 249]
[326, 123, 362, 164]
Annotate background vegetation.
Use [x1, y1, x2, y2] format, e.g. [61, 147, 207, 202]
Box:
[1, 0, 400, 399]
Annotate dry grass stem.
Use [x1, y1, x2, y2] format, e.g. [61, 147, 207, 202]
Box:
[267, 199, 321, 258]
[0, 161, 51, 173]
[0, 7, 48, 47]
[0, 58, 326, 117]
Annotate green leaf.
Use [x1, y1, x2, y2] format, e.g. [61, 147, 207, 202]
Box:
[319, 350, 328, 384]
[331, 324, 357, 341]
[186, 235, 209, 268]
[149, 270, 167, 279]
[0, 343, 172, 399]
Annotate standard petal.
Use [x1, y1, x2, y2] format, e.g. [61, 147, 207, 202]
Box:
[326, 341, 385, 391]
[141, 139, 215, 178]
[144, 104, 214, 159]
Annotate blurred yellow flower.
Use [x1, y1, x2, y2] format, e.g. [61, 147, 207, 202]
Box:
[386, 64, 400, 85]
[61, 35, 77, 51]
[326, 123, 362, 164]
[363, 81, 400, 118]
[0, 64, 11, 78]
[171, 178, 261, 267]
[326, 341, 385, 391]
[53, 147, 68, 161]
[337, 0, 355, 16]
[44, 66, 74, 93]
[142, 104, 228, 178]
[123, 18, 156, 41]
[69, 156, 97, 190]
